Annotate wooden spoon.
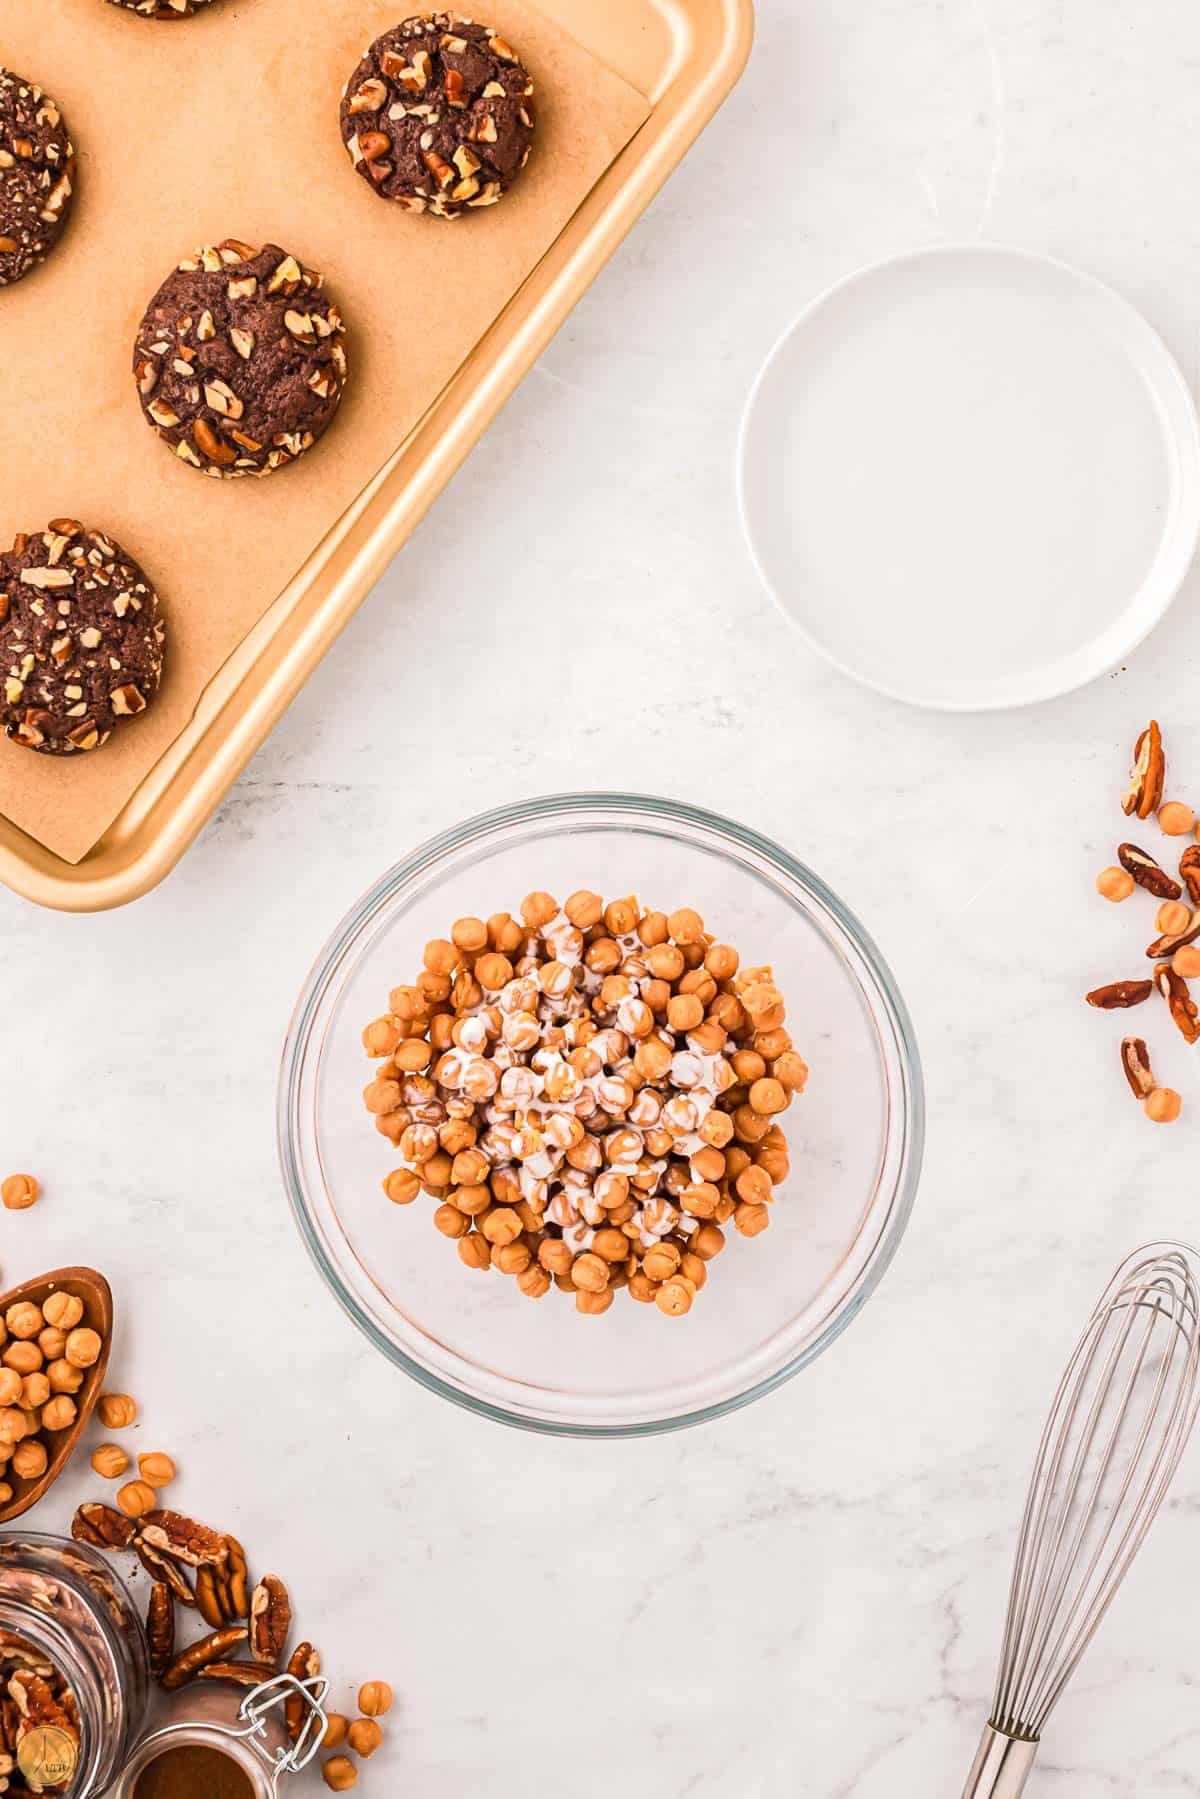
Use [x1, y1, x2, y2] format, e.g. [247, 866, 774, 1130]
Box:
[0, 1267, 113, 1526]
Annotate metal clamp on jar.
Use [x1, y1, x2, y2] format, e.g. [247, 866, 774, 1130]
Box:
[113, 1671, 329, 1798]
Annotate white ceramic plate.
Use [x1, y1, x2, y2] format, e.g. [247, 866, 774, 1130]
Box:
[737, 246, 1200, 710]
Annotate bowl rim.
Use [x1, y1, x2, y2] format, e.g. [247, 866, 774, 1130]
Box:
[736, 242, 1200, 712]
[277, 791, 925, 1437]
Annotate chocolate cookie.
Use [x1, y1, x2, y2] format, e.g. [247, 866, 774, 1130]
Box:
[0, 523, 165, 755]
[104, 0, 220, 16]
[0, 69, 75, 287]
[132, 240, 349, 478]
[340, 15, 535, 217]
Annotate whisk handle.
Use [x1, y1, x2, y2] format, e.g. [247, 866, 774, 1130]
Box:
[962, 1726, 1038, 1799]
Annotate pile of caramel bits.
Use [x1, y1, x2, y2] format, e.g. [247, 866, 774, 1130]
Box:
[1087, 719, 1200, 1123]
[361, 891, 807, 1316]
[0, 1289, 102, 1507]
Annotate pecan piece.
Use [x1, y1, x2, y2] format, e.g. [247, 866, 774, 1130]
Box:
[136, 1538, 197, 1606]
[195, 1566, 225, 1630]
[1181, 846, 1200, 904]
[196, 1548, 249, 1626]
[1155, 964, 1200, 1044]
[249, 1575, 291, 1668]
[284, 1642, 320, 1742]
[147, 1583, 175, 1680]
[1146, 907, 1200, 959]
[160, 1626, 248, 1692]
[139, 1511, 228, 1570]
[1122, 719, 1165, 819]
[8, 1670, 70, 1734]
[225, 1537, 250, 1620]
[1086, 979, 1153, 1010]
[1121, 1036, 1156, 1099]
[1118, 842, 1182, 900]
[196, 1660, 279, 1689]
[194, 1533, 250, 1629]
[72, 1503, 135, 1550]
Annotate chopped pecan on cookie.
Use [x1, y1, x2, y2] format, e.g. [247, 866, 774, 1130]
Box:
[341, 15, 535, 217]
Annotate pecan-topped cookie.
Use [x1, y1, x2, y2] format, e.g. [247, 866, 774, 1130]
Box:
[104, 0, 222, 17]
[340, 15, 536, 217]
[0, 69, 75, 287]
[0, 523, 165, 755]
[132, 241, 349, 478]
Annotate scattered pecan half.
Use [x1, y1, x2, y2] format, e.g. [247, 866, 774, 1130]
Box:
[1146, 907, 1200, 959]
[196, 1660, 279, 1689]
[195, 1567, 224, 1632]
[139, 1511, 228, 1570]
[71, 1503, 135, 1551]
[225, 1537, 250, 1620]
[196, 1543, 248, 1630]
[1181, 846, 1200, 904]
[1155, 964, 1200, 1044]
[1122, 719, 1165, 819]
[1118, 841, 1181, 900]
[147, 1582, 175, 1680]
[1086, 979, 1153, 1009]
[160, 1625, 248, 1692]
[136, 1537, 197, 1606]
[1121, 1036, 1156, 1099]
[285, 1642, 321, 1742]
[249, 1575, 291, 1668]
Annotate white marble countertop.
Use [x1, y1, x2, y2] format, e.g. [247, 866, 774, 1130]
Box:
[6, 2, 1200, 1792]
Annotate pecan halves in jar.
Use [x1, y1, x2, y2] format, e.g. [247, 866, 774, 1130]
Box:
[1146, 907, 1200, 959]
[1122, 719, 1165, 819]
[160, 1626, 248, 1692]
[284, 1642, 320, 1741]
[1118, 841, 1182, 900]
[71, 1502, 136, 1550]
[138, 1511, 228, 1570]
[9, 1669, 73, 1738]
[147, 1582, 175, 1680]
[1155, 964, 1200, 1044]
[1086, 980, 1154, 1010]
[1181, 847, 1200, 904]
[1121, 1037, 1156, 1099]
[248, 1575, 291, 1668]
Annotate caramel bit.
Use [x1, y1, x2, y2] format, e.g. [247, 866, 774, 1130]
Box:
[1, 1173, 39, 1211]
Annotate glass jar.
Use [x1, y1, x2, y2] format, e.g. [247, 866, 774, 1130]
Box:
[0, 1530, 150, 1797]
[113, 1671, 330, 1798]
[115, 1683, 289, 1798]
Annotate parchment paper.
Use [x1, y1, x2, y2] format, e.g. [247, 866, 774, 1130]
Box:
[0, 0, 649, 862]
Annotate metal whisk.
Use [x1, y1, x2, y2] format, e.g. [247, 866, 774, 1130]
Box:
[963, 1242, 1200, 1799]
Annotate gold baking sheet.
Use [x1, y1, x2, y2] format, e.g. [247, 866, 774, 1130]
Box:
[0, 0, 753, 906]
[0, 0, 650, 862]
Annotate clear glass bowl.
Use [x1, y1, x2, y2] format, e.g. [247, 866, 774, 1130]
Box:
[278, 794, 924, 1437]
